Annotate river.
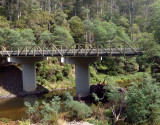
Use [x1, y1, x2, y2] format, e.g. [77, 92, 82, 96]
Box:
[0, 88, 76, 121]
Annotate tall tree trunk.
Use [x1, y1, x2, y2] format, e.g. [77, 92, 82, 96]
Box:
[100, 0, 103, 15]
[17, 0, 20, 20]
[96, 0, 99, 14]
[145, 0, 150, 29]
[129, 0, 135, 35]
[1, 0, 5, 6]
[39, 0, 43, 10]
[131, 1, 134, 25]
[111, 0, 113, 21]
[60, 1, 63, 10]
[129, 3, 132, 34]
[47, 0, 51, 12]
[47, 0, 51, 31]
[7, 1, 12, 21]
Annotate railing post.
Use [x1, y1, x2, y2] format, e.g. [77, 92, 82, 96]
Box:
[25, 46, 27, 56]
[85, 44, 87, 56]
[61, 46, 62, 52]
[73, 44, 75, 56]
[97, 44, 99, 56]
[17, 47, 19, 56]
[33, 46, 35, 56]
[110, 42, 112, 55]
[51, 46, 54, 56]
[42, 46, 44, 56]
[123, 42, 126, 56]
[2, 47, 3, 56]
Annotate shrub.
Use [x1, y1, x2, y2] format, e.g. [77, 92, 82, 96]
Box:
[25, 96, 61, 124]
[106, 78, 160, 124]
[63, 64, 71, 77]
[51, 75, 57, 82]
[125, 78, 160, 124]
[105, 83, 126, 124]
[65, 92, 93, 120]
[56, 72, 64, 81]
[24, 101, 40, 123]
[90, 66, 97, 77]
[40, 96, 61, 123]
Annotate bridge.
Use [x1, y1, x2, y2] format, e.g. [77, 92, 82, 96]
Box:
[0, 42, 142, 97]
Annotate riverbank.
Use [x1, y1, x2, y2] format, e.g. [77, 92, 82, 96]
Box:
[0, 65, 150, 98]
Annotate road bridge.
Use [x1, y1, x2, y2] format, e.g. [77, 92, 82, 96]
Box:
[0, 42, 143, 97]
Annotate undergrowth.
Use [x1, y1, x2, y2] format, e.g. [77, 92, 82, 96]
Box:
[24, 92, 92, 124]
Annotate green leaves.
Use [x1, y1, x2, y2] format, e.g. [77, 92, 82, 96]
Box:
[54, 9, 69, 29]
[21, 29, 35, 44]
[65, 92, 93, 120]
[52, 26, 74, 45]
[0, 28, 35, 46]
[68, 16, 84, 43]
[0, 16, 10, 28]
[25, 96, 61, 124]
[25, 93, 92, 124]
[39, 31, 51, 44]
[92, 20, 131, 42]
[148, 0, 160, 42]
[2, 28, 22, 46]
[125, 78, 160, 123]
[106, 77, 160, 124]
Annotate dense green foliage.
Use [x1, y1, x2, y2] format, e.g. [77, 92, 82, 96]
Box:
[105, 77, 160, 124]
[0, 0, 160, 72]
[65, 92, 93, 120]
[0, 0, 159, 45]
[25, 96, 61, 124]
[25, 92, 92, 124]
[36, 58, 73, 89]
[0, 0, 160, 74]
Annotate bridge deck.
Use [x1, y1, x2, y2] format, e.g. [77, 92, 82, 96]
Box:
[0, 48, 142, 57]
[0, 42, 143, 57]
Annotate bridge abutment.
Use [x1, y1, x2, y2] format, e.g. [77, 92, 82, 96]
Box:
[64, 57, 100, 97]
[7, 57, 47, 92]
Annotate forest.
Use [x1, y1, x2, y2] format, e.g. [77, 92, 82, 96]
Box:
[1, 0, 160, 125]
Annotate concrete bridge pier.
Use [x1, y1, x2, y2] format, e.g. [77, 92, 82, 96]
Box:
[22, 63, 36, 92]
[64, 57, 100, 97]
[7, 57, 47, 92]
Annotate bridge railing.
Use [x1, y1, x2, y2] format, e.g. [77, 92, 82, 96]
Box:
[0, 42, 142, 56]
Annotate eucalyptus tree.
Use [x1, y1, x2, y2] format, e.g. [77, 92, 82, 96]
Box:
[39, 31, 51, 44]
[68, 16, 84, 43]
[148, 0, 160, 43]
[92, 20, 131, 43]
[83, 19, 94, 44]
[21, 29, 36, 44]
[0, 27, 4, 45]
[2, 28, 22, 46]
[54, 9, 70, 30]
[51, 26, 74, 46]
